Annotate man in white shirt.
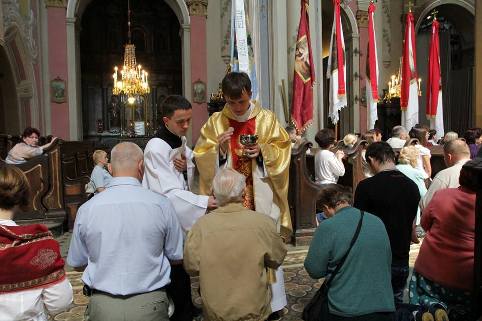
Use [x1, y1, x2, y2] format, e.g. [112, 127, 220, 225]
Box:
[421, 139, 470, 209]
[68, 142, 184, 321]
[386, 125, 408, 149]
[143, 95, 216, 321]
[314, 128, 345, 184]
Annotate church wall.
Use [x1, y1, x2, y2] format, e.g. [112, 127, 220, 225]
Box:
[46, 6, 69, 139]
[206, 0, 228, 104]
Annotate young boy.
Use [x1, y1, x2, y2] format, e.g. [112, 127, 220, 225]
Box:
[89, 150, 112, 193]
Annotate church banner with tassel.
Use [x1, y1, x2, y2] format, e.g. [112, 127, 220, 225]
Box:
[426, 18, 444, 137]
[366, 1, 379, 130]
[327, 0, 347, 125]
[291, 0, 315, 133]
[401, 10, 419, 131]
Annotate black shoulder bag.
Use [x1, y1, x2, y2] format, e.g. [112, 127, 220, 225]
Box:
[302, 211, 365, 321]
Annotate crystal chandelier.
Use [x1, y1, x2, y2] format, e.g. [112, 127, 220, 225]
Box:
[112, 0, 149, 104]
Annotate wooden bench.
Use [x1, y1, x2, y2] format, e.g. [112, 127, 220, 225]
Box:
[60, 141, 96, 231]
[2, 139, 66, 232]
[289, 140, 447, 245]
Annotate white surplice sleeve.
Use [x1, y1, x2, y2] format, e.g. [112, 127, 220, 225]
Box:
[143, 138, 208, 232]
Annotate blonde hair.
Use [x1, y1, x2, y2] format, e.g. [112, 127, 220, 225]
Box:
[398, 146, 419, 168]
[343, 133, 358, 148]
[92, 150, 107, 165]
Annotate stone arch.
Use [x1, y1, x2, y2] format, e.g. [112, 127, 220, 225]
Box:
[415, 0, 475, 31]
[0, 25, 39, 133]
[65, 0, 191, 139]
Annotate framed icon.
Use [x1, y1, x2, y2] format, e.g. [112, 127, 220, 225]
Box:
[192, 79, 206, 104]
[51, 77, 66, 104]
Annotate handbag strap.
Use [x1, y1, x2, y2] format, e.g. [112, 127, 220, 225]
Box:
[324, 210, 364, 289]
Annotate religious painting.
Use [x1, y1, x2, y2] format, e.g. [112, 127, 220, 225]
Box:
[192, 79, 206, 104]
[294, 35, 311, 83]
[50, 77, 66, 104]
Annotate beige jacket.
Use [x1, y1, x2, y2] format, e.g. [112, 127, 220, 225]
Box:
[184, 203, 287, 321]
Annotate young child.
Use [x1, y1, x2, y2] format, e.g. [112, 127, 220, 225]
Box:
[89, 150, 112, 193]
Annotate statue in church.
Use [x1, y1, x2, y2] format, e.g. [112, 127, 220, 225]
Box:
[108, 95, 121, 134]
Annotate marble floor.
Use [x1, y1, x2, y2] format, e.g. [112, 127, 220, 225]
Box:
[51, 233, 422, 321]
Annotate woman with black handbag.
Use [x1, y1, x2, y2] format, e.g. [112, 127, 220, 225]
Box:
[304, 185, 395, 321]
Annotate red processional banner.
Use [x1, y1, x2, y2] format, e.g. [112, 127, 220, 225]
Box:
[291, 0, 315, 134]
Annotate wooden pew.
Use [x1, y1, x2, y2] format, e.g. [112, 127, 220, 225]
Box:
[288, 140, 327, 245]
[290, 139, 444, 245]
[4, 139, 66, 231]
[60, 141, 96, 231]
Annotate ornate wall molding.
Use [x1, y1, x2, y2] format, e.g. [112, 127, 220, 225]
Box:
[356, 10, 368, 28]
[2, 0, 38, 60]
[44, 0, 67, 8]
[185, 0, 208, 17]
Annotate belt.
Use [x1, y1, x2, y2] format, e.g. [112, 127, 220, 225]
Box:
[83, 284, 165, 299]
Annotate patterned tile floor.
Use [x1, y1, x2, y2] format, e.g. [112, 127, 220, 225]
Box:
[52, 233, 422, 321]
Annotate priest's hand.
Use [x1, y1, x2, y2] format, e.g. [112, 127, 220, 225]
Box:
[243, 144, 260, 158]
[218, 127, 234, 155]
[174, 155, 187, 172]
[207, 196, 217, 210]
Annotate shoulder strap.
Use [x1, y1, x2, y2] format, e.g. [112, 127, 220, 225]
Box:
[325, 210, 364, 289]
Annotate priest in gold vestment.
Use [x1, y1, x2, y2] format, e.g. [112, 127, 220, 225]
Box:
[194, 72, 291, 316]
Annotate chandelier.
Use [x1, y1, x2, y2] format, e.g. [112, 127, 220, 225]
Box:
[383, 58, 421, 102]
[112, 0, 150, 104]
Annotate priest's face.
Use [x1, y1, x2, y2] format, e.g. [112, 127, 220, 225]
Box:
[163, 108, 192, 137]
[225, 90, 252, 116]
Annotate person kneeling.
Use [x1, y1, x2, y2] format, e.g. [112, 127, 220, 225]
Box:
[184, 168, 287, 321]
[304, 184, 395, 320]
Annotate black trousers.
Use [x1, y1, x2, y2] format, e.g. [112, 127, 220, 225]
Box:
[167, 265, 195, 321]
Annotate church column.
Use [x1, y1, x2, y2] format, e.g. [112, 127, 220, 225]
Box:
[269, 0, 289, 125]
[356, 8, 369, 133]
[45, 0, 69, 139]
[475, 0, 482, 126]
[186, 0, 208, 144]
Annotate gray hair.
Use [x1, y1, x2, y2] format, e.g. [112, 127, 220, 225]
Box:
[111, 142, 143, 172]
[392, 125, 407, 138]
[212, 169, 246, 206]
[443, 131, 459, 143]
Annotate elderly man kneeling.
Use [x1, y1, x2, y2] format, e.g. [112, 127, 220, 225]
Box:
[184, 168, 287, 321]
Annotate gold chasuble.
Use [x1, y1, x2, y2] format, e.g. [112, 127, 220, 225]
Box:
[194, 102, 292, 238]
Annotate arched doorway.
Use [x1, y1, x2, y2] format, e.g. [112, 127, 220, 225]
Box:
[0, 45, 20, 134]
[416, 2, 475, 135]
[321, 2, 360, 137]
[66, 0, 191, 140]
[79, 0, 183, 138]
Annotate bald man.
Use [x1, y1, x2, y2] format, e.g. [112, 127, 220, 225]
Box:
[421, 139, 471, 209]
[67, 142, 184, 321]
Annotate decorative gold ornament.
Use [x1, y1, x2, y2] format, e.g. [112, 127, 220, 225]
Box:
[44, 0, 67, 8]
[186, 0, 208, 17]
[112, 0, 150, 102]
